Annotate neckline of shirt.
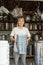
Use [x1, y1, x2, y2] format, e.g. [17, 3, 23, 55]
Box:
[17, 27, 25, 30]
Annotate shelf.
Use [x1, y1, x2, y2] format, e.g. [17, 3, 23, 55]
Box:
[0, 20, 42, 31]
[0, 19, 43, 60]
[0, 20, 16, 23]
[10, 45, 13, 47]
[0, 30, 11, 31]
[27, 55, 34, 58]
[29, 30, 42, 31]
[0, 20, 43, 23]
[0, 29, 42, 31]
[25, 21, 43, 23]
[0, 30, 42, 31]
[10, 55, 35, 59]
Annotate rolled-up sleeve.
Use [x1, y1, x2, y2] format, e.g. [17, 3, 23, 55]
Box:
[27, 28, 31, 37]
[10, 28, 15, 36]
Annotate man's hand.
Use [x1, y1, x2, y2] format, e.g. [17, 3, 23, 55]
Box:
[14, 39, 17, 45]
[26, 37, 31, 47]
[10, 36, 17, 45]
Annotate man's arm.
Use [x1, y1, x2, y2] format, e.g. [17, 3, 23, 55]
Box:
[26, 37, 31, 46]
[10, 36, 15, 42]
[27, 37, 31, 41]
[10, 36, 16, 45]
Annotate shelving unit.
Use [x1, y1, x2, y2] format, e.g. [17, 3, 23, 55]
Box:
[0, 0, 43, 61]
[0, 20, 43, 60]
[0, 21, 43, 31]
[0, 1, 43, 65]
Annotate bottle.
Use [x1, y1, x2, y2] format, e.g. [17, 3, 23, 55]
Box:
[29, 24, 32, 30]
[6, 22, 8, 30]
[35, 24, 37, 30]
[2, 35, 5, 40]
[12, 23, 14, 29]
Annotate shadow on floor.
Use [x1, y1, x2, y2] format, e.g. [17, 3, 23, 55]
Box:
[10, 58, 35, 65]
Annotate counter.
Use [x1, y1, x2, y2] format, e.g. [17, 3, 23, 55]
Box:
[0, 40, 9, 65]
[35, 40, 43, 65]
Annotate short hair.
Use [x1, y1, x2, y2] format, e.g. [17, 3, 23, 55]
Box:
[17, 16, 25, 21]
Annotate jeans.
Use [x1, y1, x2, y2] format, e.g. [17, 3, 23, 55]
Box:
[13, 52, 26, 65]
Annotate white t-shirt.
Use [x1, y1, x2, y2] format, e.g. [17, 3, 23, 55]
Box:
[10, 27, 31, 38]
[10, 27, 31, 54]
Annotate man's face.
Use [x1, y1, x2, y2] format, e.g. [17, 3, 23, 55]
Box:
[18, 18, 24, 27]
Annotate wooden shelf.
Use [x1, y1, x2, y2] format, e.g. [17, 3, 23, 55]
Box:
[0, 30, 42, 31]
[29, 30, 43, 31]
[0, 20, 43, 23]
[27, 55, 34, 58]
[0, 19, 42, 60]
[0, 20, 16, 23]
[0, 30, 11, 31]
[25, 21, 43, 23]
[10, 55, 35, 59]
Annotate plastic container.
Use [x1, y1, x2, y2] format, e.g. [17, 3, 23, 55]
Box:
[35, 40, 43, 65]
[0, 40, 9, 65]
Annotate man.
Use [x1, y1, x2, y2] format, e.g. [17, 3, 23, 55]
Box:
[10, 16, 31, 65]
